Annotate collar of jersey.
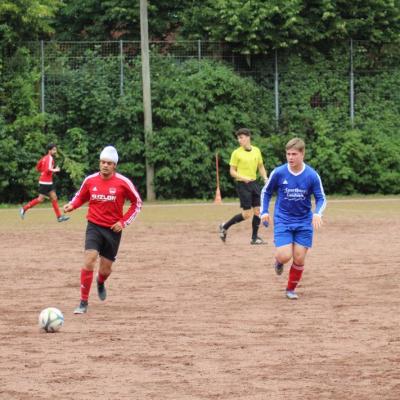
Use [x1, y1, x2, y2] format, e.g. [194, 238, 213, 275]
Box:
[287, 163, 305, 176]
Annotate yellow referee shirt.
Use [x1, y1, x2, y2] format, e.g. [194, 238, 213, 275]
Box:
[229, 146, 263, 181]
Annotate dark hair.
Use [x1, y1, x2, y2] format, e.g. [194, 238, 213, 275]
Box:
[47, 143, 57, 151]
[235, 128, 251, 137]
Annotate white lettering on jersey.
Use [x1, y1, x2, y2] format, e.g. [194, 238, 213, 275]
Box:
[284, 187, 307, 201]
[91, 194, 117, 202]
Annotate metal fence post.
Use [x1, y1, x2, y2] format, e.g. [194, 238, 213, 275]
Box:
[40, 40, 45, 113]
[197, 40, 201, 61]
[140, 0, 155, 201]
[120, 40, 124, 96]
[350, 39, 355, 127]
[274, 49, 279, 129]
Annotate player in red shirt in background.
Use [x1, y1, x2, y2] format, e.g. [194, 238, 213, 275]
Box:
[20, 143, 70, 222]
[63, 146, 142, 314]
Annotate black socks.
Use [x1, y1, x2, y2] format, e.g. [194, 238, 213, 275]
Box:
[223, 214, 261, 239]
[223, 213, 245, 230]
[251, 215, 261, 239]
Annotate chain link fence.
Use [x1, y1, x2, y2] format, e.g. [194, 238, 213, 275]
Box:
[5, 40, 400, 129]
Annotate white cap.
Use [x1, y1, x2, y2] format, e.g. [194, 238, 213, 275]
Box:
[100, 146, 118, 164]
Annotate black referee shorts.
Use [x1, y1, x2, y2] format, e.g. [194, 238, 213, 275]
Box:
[85, 221, 122, 262]
[236, 181, 261, 210]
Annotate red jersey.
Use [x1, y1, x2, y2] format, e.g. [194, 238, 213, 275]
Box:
[70, 172, 142, 228]
[38, 154, 55, 184]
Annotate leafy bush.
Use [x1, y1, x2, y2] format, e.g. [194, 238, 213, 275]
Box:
[1, 46, 400, 202]
[148, 57, 272, 198]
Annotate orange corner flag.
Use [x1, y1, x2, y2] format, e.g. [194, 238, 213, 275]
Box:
[214, 152, 222, 204]
[214, 186, 222, 204]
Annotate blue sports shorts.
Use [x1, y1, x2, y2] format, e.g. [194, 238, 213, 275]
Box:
[274, 222, 313, 248]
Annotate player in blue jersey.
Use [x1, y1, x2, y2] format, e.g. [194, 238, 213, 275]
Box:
[260, 138, 326, 300]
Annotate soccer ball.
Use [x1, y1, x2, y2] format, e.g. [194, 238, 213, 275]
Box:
[39, 307, 64, 333]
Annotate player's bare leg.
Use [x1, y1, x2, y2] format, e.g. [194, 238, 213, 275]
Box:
[274, 244, 292, 275]
[292, 243, 308, 266]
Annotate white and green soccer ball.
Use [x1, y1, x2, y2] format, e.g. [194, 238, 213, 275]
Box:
[39, 307, 64, 333]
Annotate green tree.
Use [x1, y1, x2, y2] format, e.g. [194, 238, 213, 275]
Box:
[53, 0, 192, 40]
[0, 0, 61, 45]
[178, 0, 400, 54]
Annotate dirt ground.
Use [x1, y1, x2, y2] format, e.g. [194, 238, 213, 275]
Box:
[0, 199, 399, 400]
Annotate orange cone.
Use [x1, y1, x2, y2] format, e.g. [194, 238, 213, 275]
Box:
[214, 186, 222, 204]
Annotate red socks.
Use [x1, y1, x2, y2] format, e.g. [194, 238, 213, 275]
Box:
[23, 198, 62, 218]
[287, 263, 304, 291]
[23, 198, 40, 211]
[80, 270, 111, 301]
[51, 199, 62, 218]
[97, 272, 110, 285]
[80, 269, 94, 301]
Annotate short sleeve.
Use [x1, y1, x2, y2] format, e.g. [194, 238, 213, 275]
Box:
[229, 149, 239, 167]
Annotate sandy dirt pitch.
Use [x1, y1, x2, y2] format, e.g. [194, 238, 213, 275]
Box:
[0, 198, 399, 400]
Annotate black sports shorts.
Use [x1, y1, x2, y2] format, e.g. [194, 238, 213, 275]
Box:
[85, 221, 122, 262]
[38, 183, 55, 196]
[236, 181, 261, 210]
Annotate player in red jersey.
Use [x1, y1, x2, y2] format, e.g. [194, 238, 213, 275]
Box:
[20, 143, 70, 222]
[63, 146, 142, 314]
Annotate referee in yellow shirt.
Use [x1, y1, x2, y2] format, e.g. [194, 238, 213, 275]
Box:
[219, 128, 268, 245]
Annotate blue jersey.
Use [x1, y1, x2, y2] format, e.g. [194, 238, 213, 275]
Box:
[261, 163, 327, 225]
